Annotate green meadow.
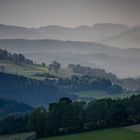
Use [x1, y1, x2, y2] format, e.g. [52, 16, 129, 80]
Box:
[39, 127, 140, 140]
[72, 90, 139, 99]
[0, 132, 35, 140]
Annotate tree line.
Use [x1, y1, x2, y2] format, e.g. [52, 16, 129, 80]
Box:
[45, 75, 123, 94]
[0, 48, 33, 65]
[0, 95, 140, 137]
[68, 64, 119, 83]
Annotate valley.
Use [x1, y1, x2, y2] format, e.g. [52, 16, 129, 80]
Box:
[0, 1, 140, 139]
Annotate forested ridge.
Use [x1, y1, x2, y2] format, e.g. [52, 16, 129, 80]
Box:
[68, 64, 119, 83]
[0, 48, 33, 65]
[0, 72, 124, 107]
[0, 95, 140, 137]
[0, 72, 78, 106]
[0, 98, 33, 119]
[45, 75, 123, 94]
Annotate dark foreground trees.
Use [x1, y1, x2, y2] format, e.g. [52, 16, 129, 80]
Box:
[28, 107, 48, 137]
[0, 115, 29, 135]
[1, 95, 140, 137]
[27, 95, 140, 137]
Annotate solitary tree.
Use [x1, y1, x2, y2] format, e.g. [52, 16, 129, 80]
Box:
[48, 61, 61, 74]
[41, 62, 46, 67]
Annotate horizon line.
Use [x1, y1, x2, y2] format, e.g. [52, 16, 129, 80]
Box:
[0, 22, 133, 29]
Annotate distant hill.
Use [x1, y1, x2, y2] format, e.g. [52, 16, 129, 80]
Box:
[0, 98, 33, 119]
[103, 26, 140, 48]
[0, 24, 44, 39]
[39, 23, 129, 42]
[0, 48, 119, 82]
[1, 23, 140, 48]
[0, 39, 140, 77]
[0, 23, 129, 42]
[0, 48, 50, 79]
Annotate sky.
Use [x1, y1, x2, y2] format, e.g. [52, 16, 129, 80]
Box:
[0, 0, 140, 28]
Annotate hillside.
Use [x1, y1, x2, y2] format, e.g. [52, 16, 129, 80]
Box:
[0, 72, 78, 107]
[0, 59, 49, 79]
[103, 26, 140, 48]
[0, 24, 43, 39]
[0, 39, 140, 77]
[39, 23, 129, 42]
[0, 48, 120, 82]
[0, 48, 50, 79]
[0, 23, 129, 42]
[0, 71, 123, 107]
[0, 98, 33, 119]
[0, 48, 33, 65]
[1, 23, 140, 49]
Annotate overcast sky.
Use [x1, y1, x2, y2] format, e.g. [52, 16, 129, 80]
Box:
[0, 0, 140, 27]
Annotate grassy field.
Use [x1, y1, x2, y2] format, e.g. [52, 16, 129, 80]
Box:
[39, 127, 140, 140]
[0, 60, 74, 79]
[0, 60, 48, 79]
[0, 126, 140, 140]
[0, 132, 35, 140]
[125, 124, 140, 132]
[72, 90, 108, 98]
[72, 90, 139, 99]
